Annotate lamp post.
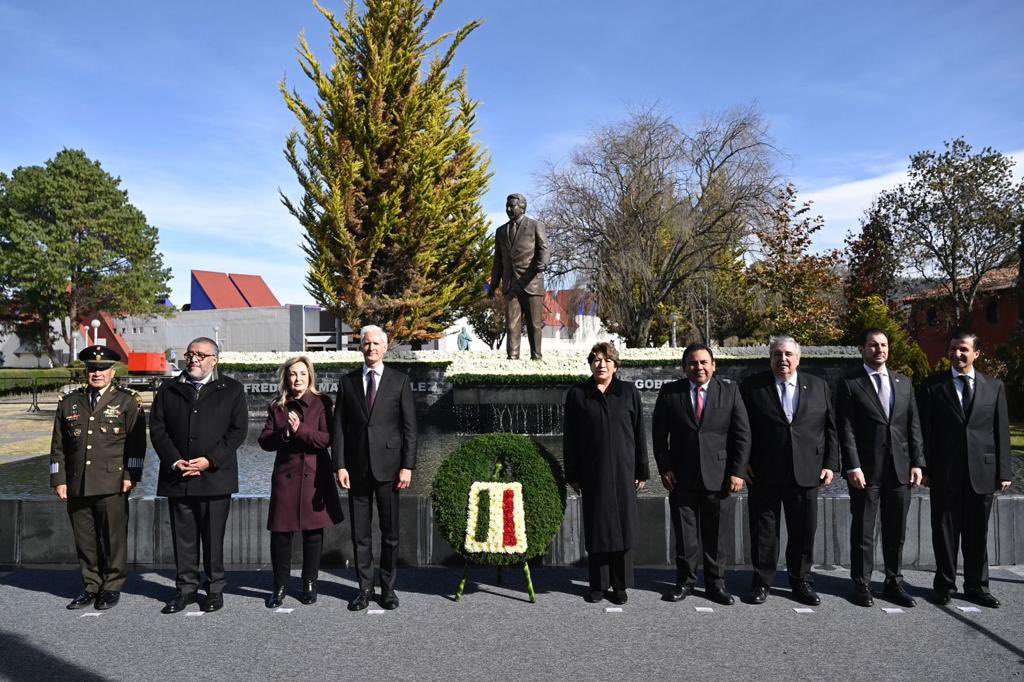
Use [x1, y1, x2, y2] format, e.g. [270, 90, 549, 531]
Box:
[669, 313, 679, 348]
[90, 319, 101, 346]
[213, 325, 220, 349]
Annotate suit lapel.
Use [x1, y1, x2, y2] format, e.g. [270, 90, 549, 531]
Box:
[966, 372, 985, 422]
[855, 373, 888, 422]
[792, 377, 809, 422]
[765, 378, 787, 422]
[678, 383, 697, 428]
[941, 375, 966, 421]
[351, 370, 369, 419]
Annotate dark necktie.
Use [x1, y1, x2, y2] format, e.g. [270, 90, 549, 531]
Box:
[959, 375, 973, 412]
[366, 370, 377, 411]
[89, 389, 99, 410]
[190, 380, 203, 397]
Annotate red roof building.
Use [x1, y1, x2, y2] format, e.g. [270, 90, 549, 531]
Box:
[190, 270, 281, 310]
[904, 265, 1020, 364]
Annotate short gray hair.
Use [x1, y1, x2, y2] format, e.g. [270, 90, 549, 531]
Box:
[188, 337, 220, 357]
[769, 335, 800, 356]
[360, 325, 388, 345]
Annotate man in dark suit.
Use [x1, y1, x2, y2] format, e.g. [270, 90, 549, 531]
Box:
[653, 342, 751, 605]
[918, 331, 1011, 608]
[837, 328, 924, 608]
[150, 337, 248, 614]
[334, 325, 418, 610]
[489, 193, 549, 360]
[50, 345, 146, 610]
[741, 336, 838, 606]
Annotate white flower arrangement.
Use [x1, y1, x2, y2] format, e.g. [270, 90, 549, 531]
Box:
[218, 345, 859, 373]
[463, 481, 528, 554]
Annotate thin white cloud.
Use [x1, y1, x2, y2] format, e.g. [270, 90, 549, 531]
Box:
[804, 149, 1024, 251]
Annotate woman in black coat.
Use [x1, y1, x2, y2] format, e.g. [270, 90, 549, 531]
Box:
[564, 342, 649, 604]
[258, 356, 342, 607]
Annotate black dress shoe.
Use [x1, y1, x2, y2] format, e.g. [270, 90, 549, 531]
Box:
[266, 586, 286, 609]
[584, 590, 604, 603]
[202, 593, 224, 612]
[348, 590, 373, 611]
[851, 585, 874, 607]
[161, 592, 196, 614]
[883, 580, 916, 608]
[749, 585, 768, 604]
[67, 591, 97, 610]
[705, 587, 735, 606]
[95, 591, 120, 610]
[664, 584, 694, 602]
[380, 590, 400, 610]
[299, 580, 318, 605]
[964, 589, 1001, 608]
[793, 583, 821, 606]
[933, 589, 953, 606]
[607, 590, 627, 605]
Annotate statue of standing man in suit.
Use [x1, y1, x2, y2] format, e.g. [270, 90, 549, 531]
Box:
[490, 193, 549, 360]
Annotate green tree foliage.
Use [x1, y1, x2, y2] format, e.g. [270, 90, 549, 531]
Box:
[462, 288, 506, 350]
[844, 296, 930, 384]
[281, 0, 493, 345]
[876, 138, 1023, 329]
[844, 204, 899, 306]
[0, 149, 170, 359]
[748, 184, 843, 345]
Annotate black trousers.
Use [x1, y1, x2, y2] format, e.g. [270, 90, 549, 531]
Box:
[505, 290, 544, 360]
[67, 493, 129, 592]
[349, 476, 400, 592]
[849, 480, 910, 586]
[587, 551, 634, 593]
[168, 495, 231, 596]
[270, 529, 324, 587]
[930, 484, 993, 592]
[669, 487, 728, 589]
[749, 484, 818, 587]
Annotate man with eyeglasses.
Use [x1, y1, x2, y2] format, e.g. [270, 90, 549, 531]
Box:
[150, 337, 247, 614]
[50, 345, 147, 610]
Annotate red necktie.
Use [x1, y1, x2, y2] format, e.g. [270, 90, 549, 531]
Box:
[695, 386, 705, 422]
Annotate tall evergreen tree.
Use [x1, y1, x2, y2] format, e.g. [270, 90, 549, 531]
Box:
[844, 204, 899, 306]
[281, 0, 492, 345]
[0, 149, 170, 360]
[748, 184, 843, 345]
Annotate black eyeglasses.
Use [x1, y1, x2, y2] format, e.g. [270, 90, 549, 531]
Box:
[184, 351, 216, 361]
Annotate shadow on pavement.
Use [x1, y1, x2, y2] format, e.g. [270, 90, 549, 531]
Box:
[0, 630, 106, 681]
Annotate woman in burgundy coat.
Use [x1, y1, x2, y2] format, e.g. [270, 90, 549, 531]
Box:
[258, 356, 342, 607]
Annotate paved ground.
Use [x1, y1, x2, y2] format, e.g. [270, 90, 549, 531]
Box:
[0, 565, 1021, 680]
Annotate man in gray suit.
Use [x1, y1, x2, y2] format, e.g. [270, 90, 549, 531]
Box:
[489, 193, 549, 360]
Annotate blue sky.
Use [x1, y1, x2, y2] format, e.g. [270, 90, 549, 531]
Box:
[2, 0, 1022, 306]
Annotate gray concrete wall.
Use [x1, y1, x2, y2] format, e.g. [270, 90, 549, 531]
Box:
[115, 307, 302, 358]
[3, 493, 1022, 570]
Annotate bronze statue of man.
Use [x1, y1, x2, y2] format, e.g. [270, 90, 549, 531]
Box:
[489, 193, 549, 360]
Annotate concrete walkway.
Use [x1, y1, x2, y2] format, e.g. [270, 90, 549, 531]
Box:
[1, 565, 1021, 680]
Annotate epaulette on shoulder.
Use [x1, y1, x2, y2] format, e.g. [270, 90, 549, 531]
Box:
[60, 387, 85, 401]
[116, 385, 144, 402]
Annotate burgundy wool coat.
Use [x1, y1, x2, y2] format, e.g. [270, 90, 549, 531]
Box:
[258, 393, 343, 532]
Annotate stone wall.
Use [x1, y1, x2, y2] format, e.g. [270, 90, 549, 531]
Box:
[3, 493, 1022, 570]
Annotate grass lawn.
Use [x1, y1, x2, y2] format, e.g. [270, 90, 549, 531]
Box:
[1012, 423, 1024, 453]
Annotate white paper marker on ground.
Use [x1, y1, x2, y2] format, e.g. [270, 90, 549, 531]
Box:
[275, 608, 294, 614]
[793, 607, 815, 614]
[956, 606, 982, 613]
[185, 611, 205, 617]
[367, 609, 386, 615]
[79, 613, 102, 618]
[604, 607, 623, 613]
[695, 607, 714, 613]
[882, 607, 904, 614]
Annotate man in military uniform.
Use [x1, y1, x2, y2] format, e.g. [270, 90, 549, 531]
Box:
[50, 345, 147, 610]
